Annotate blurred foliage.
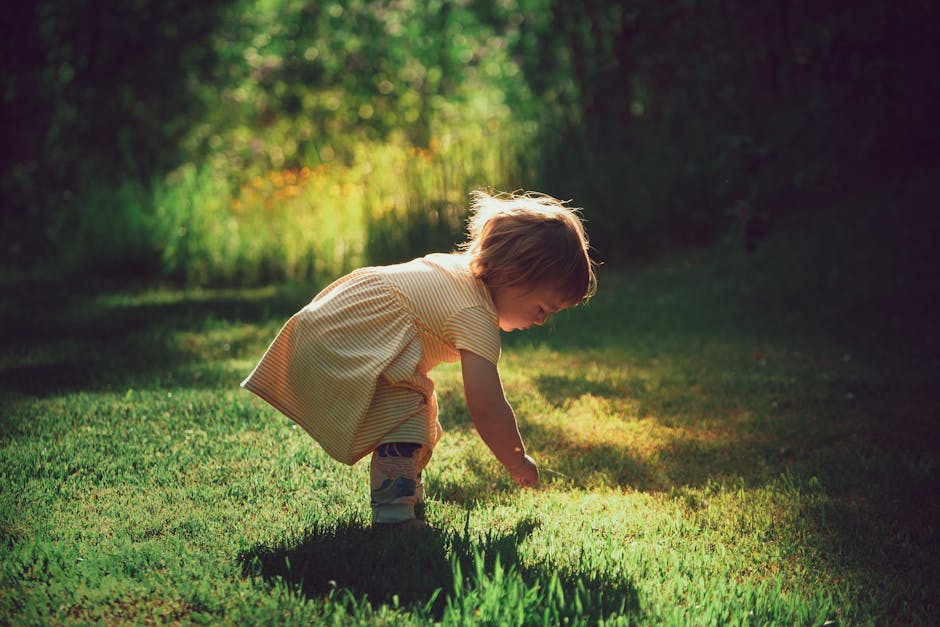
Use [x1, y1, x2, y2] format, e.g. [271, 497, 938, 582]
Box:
[525, 0, 940, 257]
[2, 0, 938, 283]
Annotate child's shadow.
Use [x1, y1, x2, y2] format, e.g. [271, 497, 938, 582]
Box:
[239, 516, 637, 619]
[239, 518, 535, 615]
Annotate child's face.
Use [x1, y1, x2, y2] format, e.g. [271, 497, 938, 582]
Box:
[490, 283, 568, 332]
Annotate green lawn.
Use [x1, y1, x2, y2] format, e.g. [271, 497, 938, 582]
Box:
[2, 175, 938, 625]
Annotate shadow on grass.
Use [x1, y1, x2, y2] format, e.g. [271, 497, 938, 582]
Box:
[0, 277, 315, 397]
[238, 517, 639, 621]
[532, 373, 624, 408]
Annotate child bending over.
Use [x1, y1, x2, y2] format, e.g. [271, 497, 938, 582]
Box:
[241, 190, 596, 527]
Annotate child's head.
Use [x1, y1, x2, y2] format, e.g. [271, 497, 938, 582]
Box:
[462, 189, 597, 309]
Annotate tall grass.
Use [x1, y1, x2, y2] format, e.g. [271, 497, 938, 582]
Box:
[155, 160, 364, 285]
[58, 119, 528, 286]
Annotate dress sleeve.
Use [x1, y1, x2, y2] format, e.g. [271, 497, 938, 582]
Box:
[443, 306, 501, 365]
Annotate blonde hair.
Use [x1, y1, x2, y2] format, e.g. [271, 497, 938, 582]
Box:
[461, 189, 597, 305]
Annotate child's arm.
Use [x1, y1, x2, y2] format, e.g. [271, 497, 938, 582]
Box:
[460, 350, 539, 487]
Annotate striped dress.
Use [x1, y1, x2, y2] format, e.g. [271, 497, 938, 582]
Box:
[241, 253, 501, 464]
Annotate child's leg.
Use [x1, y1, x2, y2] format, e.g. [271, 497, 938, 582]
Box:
[370, 442, 432, 523]
[355, 378, 440, 524]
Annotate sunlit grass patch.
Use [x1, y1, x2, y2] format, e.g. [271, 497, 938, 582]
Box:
[492, 341, 790, 491]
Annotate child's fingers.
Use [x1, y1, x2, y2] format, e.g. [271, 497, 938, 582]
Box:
[510, 455, 538, 487]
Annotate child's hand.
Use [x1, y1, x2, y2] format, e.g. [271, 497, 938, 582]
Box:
[509, 455, 539, 488]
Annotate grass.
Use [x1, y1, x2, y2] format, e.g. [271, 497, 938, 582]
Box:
[2, 171, 938, 624]
[52, 99, 532, 287]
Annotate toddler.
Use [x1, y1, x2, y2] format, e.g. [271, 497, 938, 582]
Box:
[241, 190, 596, 526]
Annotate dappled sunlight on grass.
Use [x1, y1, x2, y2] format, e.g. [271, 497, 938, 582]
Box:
[417, 324, 902, 498]
[174, 324, 276, 365]
[426, 346, 817, 497]
[474, 341, 802, 492]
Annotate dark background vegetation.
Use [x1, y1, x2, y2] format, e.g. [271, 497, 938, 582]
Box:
[2, 0, 939, 279]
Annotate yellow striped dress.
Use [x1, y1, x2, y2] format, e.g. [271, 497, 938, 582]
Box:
[241, 253, 501, 464]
